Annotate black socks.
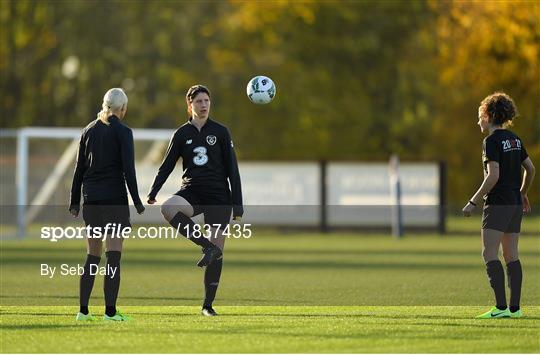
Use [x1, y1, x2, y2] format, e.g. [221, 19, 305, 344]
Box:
[506, 260, 522, 313]
[168, 213, 223, 308]
[79, 254, 101, 315]
[485, 259, 523, 312]
[169, 212, 213, 249]
[104, 251, 121, 317]
[79, 252, 122, 317]
[486, 260, 507, 310]
[203, 257, 223, 308]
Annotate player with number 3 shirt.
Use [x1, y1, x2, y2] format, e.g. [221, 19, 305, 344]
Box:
[147, 85, 243, 316]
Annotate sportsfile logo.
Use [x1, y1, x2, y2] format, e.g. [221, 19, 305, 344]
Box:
[40, 223, 252, 242]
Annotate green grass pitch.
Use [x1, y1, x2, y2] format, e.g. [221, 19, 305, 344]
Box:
[2, 306, 539, 353]
[1, 216, 539, 353]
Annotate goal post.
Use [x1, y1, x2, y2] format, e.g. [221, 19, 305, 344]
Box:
[389, 155, 403, 239]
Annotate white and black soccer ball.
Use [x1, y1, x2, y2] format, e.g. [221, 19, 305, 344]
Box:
[246, 76, 276, 104]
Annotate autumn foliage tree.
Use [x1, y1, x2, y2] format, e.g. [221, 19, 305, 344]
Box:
[1, 0, 538, 205]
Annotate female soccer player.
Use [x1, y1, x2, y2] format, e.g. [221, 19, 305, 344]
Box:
[463, 92, 535, 319]
[70, 88, 145, 321]
[147, 85, 243, 317]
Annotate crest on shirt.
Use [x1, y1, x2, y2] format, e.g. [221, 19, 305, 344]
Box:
[206, 135, 217, 146]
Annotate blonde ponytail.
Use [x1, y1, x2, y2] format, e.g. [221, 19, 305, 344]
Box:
[96, 88, 128, 125]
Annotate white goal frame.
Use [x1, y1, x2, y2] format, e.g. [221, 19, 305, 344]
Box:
[12, 127, 174, 237]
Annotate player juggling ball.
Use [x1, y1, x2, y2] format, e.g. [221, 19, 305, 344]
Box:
[70, 88, 145, 322]
[463, 92, 535, 319]
[147, 85, 243, 317]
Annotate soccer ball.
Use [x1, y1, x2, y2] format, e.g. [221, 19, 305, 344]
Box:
[246, 76, 276, 104]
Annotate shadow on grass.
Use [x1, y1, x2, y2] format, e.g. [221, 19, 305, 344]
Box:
[0, 324, 84, 330]
[1, 295, 286, 304]
[410, 321, 540, 330]
[3, 246, 539, 258]
[0, 312, 74, 316]
[219, 312, 469, 320]
[166, 325, 491, 342]
[1, 257, 516, 271]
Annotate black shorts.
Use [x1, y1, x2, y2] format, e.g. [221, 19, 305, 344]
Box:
[175, 186, 232, 227]
[482, 191, 523, 233]
[83, 195, 131, 234]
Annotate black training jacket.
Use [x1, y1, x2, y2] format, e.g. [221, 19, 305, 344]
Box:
[148, 118, 243, 217]
[70, 115, 142, 207]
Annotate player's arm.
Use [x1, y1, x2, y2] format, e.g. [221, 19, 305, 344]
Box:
[147, 131, 182, 204]
[470, 161, 500, 203]
[463, 161, 499, 216]
[69, 132, 87, 217]
[223, 128, 243, 221]
[118, 127, 144, 214]
[520, 157, 535, 213]
[463, 138, 500, 217]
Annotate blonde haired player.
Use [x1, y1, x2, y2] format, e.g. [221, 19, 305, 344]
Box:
[70, 88, 144, 321]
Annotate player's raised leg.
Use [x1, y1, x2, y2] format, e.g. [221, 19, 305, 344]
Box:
[161, 194, 222, 266]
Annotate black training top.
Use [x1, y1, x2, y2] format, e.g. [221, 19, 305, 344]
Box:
[482, 129, 528, 192]
[148, 117, 243, 217]
[70, 115, 142, 207]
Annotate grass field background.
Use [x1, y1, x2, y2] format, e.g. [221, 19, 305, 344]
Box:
[1, 215, 539, 353]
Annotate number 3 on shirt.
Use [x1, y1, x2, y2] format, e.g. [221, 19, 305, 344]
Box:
[193, 146, 208, 166]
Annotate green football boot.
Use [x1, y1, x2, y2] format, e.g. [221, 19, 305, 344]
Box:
[103, 310, 131, 321]
[476, 306, 510, 319]
[509, 309, 523, 318]
[76, 312, 97, 321]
